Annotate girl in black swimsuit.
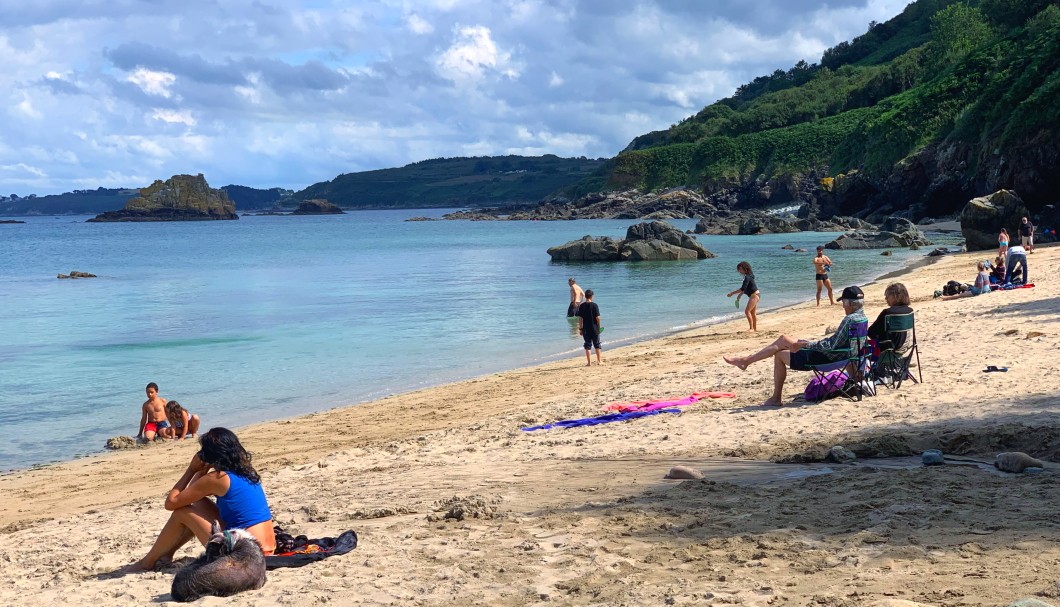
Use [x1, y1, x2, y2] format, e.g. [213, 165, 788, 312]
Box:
[727, 261, 760, 331]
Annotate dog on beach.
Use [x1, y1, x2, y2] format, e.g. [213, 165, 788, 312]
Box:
[171, 521, 267, 602]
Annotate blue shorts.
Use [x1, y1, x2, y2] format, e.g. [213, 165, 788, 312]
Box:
[583, 333, 602, 350]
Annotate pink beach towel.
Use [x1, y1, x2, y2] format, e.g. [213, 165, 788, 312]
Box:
[602, 391, 736, 413]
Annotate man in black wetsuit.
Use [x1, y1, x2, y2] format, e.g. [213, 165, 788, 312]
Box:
[577, 289, 603, 366]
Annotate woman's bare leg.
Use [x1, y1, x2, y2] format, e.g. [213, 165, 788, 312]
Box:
[745, 294, 759, 331]
[763, 350, 792, 406]
[188, 415, 200, 437]
[128, 498, 219, 571]
[725, 335, 800, 370]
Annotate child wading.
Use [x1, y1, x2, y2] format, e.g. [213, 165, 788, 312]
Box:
[727, 261, 760, 331]
[576, 289, 604, 366]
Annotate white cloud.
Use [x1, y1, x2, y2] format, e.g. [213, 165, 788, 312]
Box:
[0, 0, 929, 195]
[406, 14, 434, 35]
[16, 95, 42, 119]
[435, 25, 516, 82]
[151, 108, 196, 126]
[1, 162, 47, 177]
[127, 68, 176, 98]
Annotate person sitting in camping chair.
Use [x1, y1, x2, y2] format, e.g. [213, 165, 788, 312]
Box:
[868, 282, 913, 353]
[724, 286, 868, 406]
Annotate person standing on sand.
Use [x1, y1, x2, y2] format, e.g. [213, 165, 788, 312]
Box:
[723, 286, 867, 406]
[567, 277, 585, 317]
[726, 261, 760, 332]
[1020, 216, 1035, 254]
[137, 382, 170, 441]
[577, 289, 603, 366]
[813, 246, 835, 306]
[998, 228, 1009, 259]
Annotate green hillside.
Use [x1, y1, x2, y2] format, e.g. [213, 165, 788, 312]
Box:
[570, 0, 1059, 218]
[295, 155, 606, 208]
[0, 188, 138, 215]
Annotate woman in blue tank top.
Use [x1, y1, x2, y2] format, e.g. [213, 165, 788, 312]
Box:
[127, 427, 276, 571]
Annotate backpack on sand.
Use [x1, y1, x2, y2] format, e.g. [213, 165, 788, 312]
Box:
[805, 370, 848, 401]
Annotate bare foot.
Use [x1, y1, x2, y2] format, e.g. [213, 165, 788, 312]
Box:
[723, 356, 748, 371]
[760, 397, 783, 407]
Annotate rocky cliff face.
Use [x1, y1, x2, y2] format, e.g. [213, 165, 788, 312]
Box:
[696, 129, 1059, 225]
[87, 174, 237, 222]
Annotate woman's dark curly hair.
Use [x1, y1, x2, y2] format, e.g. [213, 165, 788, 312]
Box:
[198, 427, 260, 484]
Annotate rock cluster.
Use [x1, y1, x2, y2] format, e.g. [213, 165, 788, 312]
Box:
[292, 199, 344, 215]
[959, 189, 1030, 251]
[57, 271, 97, 279]
[547, 221, 715, 262]
[823, 217, 933, 250]
[88, 174, 238, 222]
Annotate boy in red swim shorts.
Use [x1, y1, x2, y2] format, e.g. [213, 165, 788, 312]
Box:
[136, 382, 170, 441]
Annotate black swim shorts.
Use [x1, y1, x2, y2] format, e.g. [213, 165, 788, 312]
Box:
[583, 333, 602, 350]
[815, 273, 829, 281]
[790, 349, 840, 371]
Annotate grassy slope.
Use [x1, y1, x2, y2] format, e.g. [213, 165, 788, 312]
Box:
[576, 0, 1058, 200]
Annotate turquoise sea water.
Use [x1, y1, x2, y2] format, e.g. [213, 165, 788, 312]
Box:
[0, 211, 934, 470]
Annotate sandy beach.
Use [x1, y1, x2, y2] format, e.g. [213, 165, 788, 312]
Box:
[1, 245, 1058, 607]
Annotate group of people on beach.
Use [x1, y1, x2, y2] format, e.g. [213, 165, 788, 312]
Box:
[137, 382, 202, 441]
[943, 216, 1036, 300]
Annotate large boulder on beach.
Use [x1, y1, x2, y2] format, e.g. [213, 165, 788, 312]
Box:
[88, 174, 238, 222]
[959, 190, 1030, 251]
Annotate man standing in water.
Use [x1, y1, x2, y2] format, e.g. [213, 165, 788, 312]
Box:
[814, 246, 835, 306]
[577, 289, 603, 366]
[567, 277, 585, 317]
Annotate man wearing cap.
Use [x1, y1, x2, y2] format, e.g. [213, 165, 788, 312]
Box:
[724, 286, 868, 406]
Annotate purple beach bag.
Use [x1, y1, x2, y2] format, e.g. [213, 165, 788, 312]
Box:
[805, 370, 848, 401]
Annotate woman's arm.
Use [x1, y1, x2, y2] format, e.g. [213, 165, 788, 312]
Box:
[164, 454, 227, 510]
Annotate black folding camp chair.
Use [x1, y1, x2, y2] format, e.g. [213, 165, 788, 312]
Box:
[806, 321, 872, 402]
[872, 312, 921, 390]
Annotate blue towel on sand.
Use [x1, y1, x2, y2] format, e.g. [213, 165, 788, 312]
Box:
[521, 408, 681, 432]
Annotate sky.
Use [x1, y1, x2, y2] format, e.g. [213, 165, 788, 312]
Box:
[0, 0, 912, 196]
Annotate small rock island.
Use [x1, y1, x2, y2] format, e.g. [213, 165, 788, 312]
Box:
[87, 174, 238, 222]
[291, 199, 344, 215]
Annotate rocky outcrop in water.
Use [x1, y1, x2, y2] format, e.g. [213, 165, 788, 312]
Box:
[292, 199, 344, 215]
[87, 174, 238, 222]
[547, 221, 715, 262]
[959, 190, 1030, 252]
[824, 217, 932, 250]
[57, 271, 97, 279]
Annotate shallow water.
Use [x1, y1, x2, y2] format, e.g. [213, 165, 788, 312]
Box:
[0, 211, 941, 470]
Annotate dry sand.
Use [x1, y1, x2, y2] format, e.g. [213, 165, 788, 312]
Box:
[1, 245, 1058, 607]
